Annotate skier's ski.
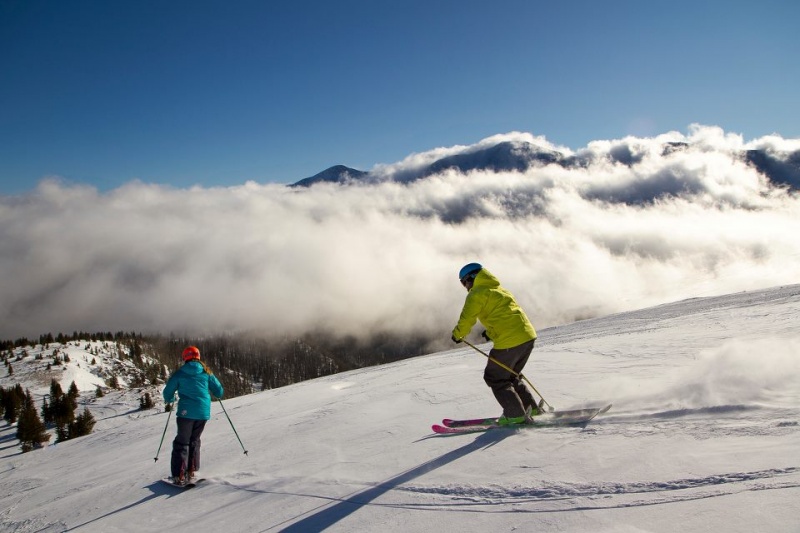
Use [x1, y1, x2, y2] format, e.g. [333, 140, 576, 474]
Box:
[432, 423, 498, 434]
[441, 415, 499, 428]
[433, 404, 611, 435]
[161, 477, 206, 489]
[442, 404, 611, 428]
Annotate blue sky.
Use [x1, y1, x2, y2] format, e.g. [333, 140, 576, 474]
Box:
[1, 0, 798, 194]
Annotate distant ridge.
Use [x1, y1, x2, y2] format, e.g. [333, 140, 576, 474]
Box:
[745, 149, 800, 189]
[418, 141, 563, 181]
[290, 139, 800, 191]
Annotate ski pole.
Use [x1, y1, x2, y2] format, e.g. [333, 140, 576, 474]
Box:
[217, 397, 248, 456]
[462, 339, 555, 412]
[154, 406, 172, 462]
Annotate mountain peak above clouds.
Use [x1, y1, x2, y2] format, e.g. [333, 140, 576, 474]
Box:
[290, 139, 567, 187]
[291, 165, 369, 187]
[289, 132, 800, 192]
[419, 140, 564, 180]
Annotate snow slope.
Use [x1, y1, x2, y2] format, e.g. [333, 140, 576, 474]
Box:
[2, 285, 799, 532]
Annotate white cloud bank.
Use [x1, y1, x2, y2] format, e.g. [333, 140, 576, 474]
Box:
[1, 125, 799, 342]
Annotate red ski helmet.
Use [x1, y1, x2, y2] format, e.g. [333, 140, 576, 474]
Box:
[182, 346, 201, 362]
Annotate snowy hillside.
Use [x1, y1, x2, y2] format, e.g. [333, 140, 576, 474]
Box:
[1, 340, 165, 440]
[2, 285, 799, 532]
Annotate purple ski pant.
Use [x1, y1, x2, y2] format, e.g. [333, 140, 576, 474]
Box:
[171, 417, 206, 478]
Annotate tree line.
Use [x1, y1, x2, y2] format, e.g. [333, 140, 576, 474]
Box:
[1, 330, 143, 351]
[144, 330, 434, 397]
[4, 329, 435, 400]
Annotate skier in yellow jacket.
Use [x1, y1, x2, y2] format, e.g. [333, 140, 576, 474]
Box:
[451, 263, 538, 424]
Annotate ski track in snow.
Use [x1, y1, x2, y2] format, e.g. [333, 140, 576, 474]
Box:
[392, 467, 800, 513]
[209, 466, 800, 516]
[593, 405, 800, 440]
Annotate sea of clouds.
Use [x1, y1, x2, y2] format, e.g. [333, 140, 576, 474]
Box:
[1, 125, 798, 344]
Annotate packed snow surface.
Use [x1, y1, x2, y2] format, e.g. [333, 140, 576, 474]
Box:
[1, 285, 799, 532]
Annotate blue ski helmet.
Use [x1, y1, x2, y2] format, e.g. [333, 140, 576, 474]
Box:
[458, 263, 482, 282]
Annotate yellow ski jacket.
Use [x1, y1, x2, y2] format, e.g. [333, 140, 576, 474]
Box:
[452, 268, 537, 350]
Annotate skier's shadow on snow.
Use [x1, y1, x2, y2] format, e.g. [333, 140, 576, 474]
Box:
[64, 481, 187, 531]
[274, 430, 511, 533]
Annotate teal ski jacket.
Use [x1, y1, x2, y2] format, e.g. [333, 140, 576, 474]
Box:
[162, 360, 224, 420]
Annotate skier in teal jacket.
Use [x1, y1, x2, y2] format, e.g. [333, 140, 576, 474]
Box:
[163, 346, 224, 484]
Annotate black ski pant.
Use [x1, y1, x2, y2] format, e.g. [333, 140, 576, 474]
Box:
[483, 339, 536, 418]
[171, 417, 206, 478]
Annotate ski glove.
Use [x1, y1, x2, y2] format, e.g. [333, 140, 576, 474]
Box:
[451, 335, 462, 344]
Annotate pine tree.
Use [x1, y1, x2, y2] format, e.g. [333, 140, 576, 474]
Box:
[66, 381, 79, 411]
[139, 393, 155, 410]
[17, 390, 51, 452]
[55, 422, 69, 442]
[2, 386, 23, 422]
[41, 396, 52, 424]
[69, 407, 95, 438]
[50, 379, 75, 431]
[50, 379, 64, 400]
[3, 385, 24, 423]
